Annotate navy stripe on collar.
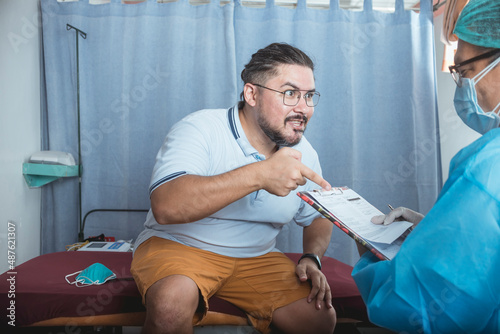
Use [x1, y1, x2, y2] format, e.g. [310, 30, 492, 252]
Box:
[228, 107, 239, 140]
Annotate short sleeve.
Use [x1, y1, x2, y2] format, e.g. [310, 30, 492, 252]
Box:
[149, 117, 211, 195]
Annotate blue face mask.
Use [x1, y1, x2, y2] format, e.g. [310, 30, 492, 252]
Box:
[453, 56, 500, 135]
[65, 263, 117, 287]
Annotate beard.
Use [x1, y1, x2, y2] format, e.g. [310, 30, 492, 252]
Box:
[258, 114, 308, 147]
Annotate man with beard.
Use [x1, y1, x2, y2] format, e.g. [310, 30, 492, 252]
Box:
[131, 43, 336, 334]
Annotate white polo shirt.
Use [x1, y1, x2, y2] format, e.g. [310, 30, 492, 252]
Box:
[134, 105, 323, 258]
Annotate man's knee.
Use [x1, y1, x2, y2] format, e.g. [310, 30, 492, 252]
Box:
[302, 306, 337, 334]
[144, 275, 200, 331]
[317, 306, 337, 333]
[272, 299, 337, 334]
[300, 305, 337, 334]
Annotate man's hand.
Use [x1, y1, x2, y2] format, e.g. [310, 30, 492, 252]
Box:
[259, 147, 331, 197]
[296, 258, 333, 311]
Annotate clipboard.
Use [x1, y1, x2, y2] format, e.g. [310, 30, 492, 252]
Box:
[298, 187, 412, 260]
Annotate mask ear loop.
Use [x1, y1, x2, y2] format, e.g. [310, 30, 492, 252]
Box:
[473, 56, 500, 84]
[473, 56, 500, 115]
[490, 57, 500, 114]
[70, 272, 117, 288]
[492, 100, 500, 114]
[65, 270, 83, 285]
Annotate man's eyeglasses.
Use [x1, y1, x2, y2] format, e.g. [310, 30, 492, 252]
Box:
[253, 83, 320, 107]
[449, 49, 500, 87]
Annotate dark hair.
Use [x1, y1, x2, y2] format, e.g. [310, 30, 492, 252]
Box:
[238, 43, 315, 109]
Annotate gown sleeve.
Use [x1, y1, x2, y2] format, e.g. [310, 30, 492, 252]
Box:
[352, 139, 500, 333]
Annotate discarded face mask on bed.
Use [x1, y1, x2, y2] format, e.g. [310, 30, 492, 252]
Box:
[65, 262, 117, 287]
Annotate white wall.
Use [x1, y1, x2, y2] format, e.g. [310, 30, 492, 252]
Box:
[0, 0, 42, 274]
[0, 2, 481, 275]
[434, 13, 480, 182]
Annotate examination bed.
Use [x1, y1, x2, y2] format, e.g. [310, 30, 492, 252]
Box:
[0, 251, 368, 331]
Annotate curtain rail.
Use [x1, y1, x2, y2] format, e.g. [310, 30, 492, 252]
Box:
[229, 1, 422, 11]
[66, 0, 442, 13]
[191, 0, 425, 12]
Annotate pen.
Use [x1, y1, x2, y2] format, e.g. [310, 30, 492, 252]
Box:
[387, 204, 394, 211]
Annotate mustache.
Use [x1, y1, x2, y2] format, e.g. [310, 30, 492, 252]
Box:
[285, 115, 308, 124]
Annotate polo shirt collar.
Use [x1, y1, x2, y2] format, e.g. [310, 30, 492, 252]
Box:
[228, 105, 262, 159]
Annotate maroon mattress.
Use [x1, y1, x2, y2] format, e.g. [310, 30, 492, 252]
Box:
[0, 251, 367, 327]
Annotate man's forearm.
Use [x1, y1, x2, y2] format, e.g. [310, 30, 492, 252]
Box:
[302, 218, 333, 258]
[151, 147, 330, 225]
[151, 163, 262, 225]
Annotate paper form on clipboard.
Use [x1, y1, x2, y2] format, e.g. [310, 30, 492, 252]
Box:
[298, 187, 413, 260]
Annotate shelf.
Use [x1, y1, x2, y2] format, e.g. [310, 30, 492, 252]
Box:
[23, 163, 80, 188]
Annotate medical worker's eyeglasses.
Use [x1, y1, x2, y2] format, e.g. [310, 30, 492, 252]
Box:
[449, 49, 500, 87]
[252, 83, 321, 107]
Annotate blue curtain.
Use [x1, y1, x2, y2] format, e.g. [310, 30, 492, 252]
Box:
[40, 0, 440, 266]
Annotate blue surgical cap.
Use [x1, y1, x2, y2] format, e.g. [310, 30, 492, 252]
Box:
[454, 0, 500, 49]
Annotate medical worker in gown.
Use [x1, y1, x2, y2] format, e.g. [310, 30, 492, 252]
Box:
[352, 0, 500, 333]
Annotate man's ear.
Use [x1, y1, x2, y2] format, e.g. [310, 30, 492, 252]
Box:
[243, 83, 258, 107]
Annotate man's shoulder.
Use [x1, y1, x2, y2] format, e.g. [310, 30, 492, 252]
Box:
[172, 108, 230, 134]
[183, 108, 228, 121]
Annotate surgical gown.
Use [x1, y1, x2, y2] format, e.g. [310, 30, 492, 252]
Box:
[352, 128, 500, 333]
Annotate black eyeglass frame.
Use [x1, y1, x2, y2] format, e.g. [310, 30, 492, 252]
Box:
[252, 83, 320, 107]
[449, 49, 500, 87]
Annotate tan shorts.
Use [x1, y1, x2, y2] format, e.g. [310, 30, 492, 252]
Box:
[131, 237, 310, 333]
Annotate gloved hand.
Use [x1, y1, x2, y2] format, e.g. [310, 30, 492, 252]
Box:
[371, 207, 424, 227]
